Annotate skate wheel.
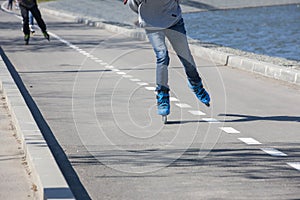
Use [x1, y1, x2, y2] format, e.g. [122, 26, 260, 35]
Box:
[162, 115, 167, 124]
[205, 102, 210, 107]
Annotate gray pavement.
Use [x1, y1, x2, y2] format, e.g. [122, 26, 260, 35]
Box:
[0, 91, 34, 199]
[1, 0, 300, 200]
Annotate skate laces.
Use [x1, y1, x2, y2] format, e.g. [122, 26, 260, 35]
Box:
[157, 92, 169, 107]
[191, 83, 210, 103]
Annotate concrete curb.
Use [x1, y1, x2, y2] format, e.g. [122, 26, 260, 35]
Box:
[0, 54, 75, 199]
[42, 6, 300, 86]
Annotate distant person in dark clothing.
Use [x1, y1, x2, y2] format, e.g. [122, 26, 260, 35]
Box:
[17, 0, 49, 44]
[7, 0, 13, 10]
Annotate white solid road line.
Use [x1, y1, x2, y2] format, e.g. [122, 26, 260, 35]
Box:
[238, 137, 262, 145]
[261, 148, 288, 157]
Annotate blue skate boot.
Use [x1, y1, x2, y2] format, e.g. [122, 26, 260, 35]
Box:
[189, 82, 210, 107]
[156, 87, 170, 124]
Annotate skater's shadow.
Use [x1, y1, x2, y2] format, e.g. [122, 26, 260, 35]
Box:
[165, 119, 206, 125]
[218, 113, 300, 123]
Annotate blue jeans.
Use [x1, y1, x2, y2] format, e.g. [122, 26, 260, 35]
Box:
[146, 18, 202, 91]
[29, 11, 34, 26]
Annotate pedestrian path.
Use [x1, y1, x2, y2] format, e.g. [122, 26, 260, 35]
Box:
[0, 92, 34, 199]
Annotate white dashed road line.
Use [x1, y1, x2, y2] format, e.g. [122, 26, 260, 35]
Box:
[175, 103, 191, 108]
[137, 82, 149, 86]
[238, 138, 262, 145]
[287, 162, 300, 171]
[116, 71, 126, 75]
[261, 148, 288, 157]
[202, 118, 220, 123]
[188, 110, 206, 116]
[48, 30, 300, 172]
[130, 78, 141, 82]
[170, 97, 179, 102]
[145, 87, 156, 91]
[220, 127, 240, 134]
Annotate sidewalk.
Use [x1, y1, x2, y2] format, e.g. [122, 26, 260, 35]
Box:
[0, 92, 35, 199]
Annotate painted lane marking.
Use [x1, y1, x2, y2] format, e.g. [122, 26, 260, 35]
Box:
[137, 82, 149, 86]
[122, 75, 133, 78]
[116, 71, 126, 75]
[188, 110, 206, 116]
[220, 127, 240, 134]
[145, 87, 156, 91]
[202, 118, 220, 123]
[105, 65, 114, 69]
[261, 148, 287, 157]
[287, 162, 300, 171]
[238, 138, 262, 145]
[170, 97, 179, 102]
[175, 103, 191, 108]
[111, 69, 120, 72]
[130, 79, 141, 82]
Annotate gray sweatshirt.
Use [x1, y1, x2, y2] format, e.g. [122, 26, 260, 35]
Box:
[128, 0, 182, 29]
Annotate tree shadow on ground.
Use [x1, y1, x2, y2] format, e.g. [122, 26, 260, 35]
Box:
[219, 113, 300, 123]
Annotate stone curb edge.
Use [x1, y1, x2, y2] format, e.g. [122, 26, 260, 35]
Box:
[0, 54, 75, 199]
[42, 7, 299, 86]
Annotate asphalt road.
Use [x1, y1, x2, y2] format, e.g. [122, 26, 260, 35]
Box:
[1, 5, 300, 200]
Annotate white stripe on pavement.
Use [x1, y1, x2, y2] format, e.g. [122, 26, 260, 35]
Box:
[170, 97, 179, 102]
[238, 138, 262, 145]
[287, 162, 300, 171]
[130, 78, 141, 82]
[202, 118, 220, 123]
[220, 127, 240, 134]
[137, 82, 149, 86]
[188, 110, 206, 116]
[175, 103, 191, 108]
[122, 75, 133, 78]
[145, 87, 156, 91]
[261, 148, 287, 157]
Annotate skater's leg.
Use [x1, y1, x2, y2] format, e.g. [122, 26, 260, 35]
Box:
[30, 5, 49, 40]
[146, 29, 170, 90]
[165, 18, 201, 86]
[166, 19, 210, 106]
[29, 5, 46, 32]
[20, 5, 30, 44]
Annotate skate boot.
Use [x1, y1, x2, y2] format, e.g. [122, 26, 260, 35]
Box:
[189, 82, 210, 107]
[24, 34, 30, 45]
[29, 25, 35, 34]
[156, 89, 170, 116]
[43, 31, 50, 41]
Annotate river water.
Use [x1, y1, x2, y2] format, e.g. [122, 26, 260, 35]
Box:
[183, 4, 300, 61]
